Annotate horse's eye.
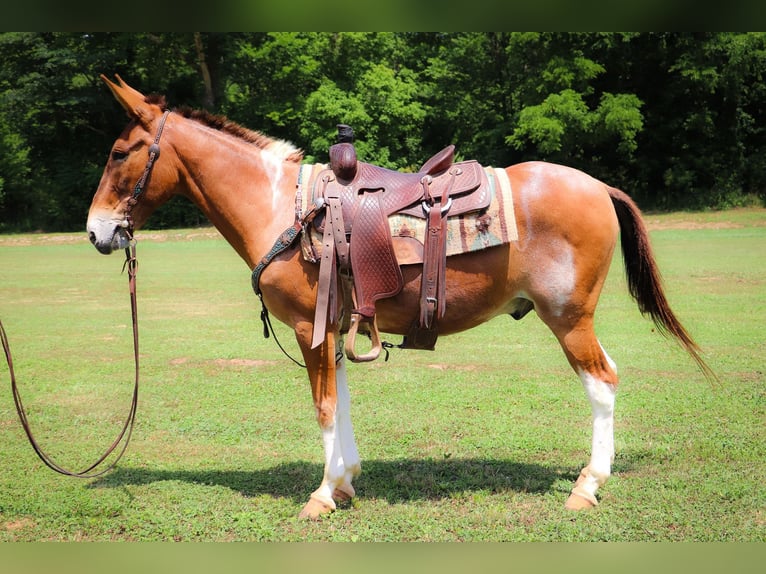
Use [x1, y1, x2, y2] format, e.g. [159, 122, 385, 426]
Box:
[111, 150, 128, 162]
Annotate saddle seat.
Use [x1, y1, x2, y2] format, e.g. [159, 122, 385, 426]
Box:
[310, 137, 491, 361]
[323, 144, 491, 232]
[333, 142, 455, 185]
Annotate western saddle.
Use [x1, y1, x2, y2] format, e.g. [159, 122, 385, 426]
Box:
[305, 125, 491, 362]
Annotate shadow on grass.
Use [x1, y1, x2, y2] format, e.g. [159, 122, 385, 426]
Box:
[89, 458, 578, 504]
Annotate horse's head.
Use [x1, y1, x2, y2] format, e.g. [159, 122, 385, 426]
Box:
[87, 75, 179, 254]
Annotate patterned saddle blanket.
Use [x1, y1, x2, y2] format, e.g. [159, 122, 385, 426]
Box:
[298, 164, 518, 266]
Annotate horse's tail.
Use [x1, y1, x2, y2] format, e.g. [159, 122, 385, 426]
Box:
[607, 186, 716, 381]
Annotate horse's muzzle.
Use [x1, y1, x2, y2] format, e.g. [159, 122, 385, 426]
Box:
[87, 216, 130, 254]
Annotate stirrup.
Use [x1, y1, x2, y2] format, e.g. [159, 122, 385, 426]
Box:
[345, 313, 382, 362]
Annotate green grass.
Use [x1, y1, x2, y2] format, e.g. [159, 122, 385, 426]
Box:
[0, 208, 764, 541]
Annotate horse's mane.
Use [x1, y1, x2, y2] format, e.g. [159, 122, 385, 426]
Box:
[145, 94, 304, 163]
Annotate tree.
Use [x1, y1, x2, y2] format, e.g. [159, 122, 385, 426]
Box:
[1, 33, 764, 232]
[224, 32, 428, 168]
[0, 32, 217, 231]
[423, 33, 514, 166]
[502, 33, 645, 191]
[625, 32, 766, 207]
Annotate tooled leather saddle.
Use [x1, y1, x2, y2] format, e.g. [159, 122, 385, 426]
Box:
[308, 125, 491, 361]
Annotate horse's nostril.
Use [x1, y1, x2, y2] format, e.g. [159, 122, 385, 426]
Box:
[88, 231, 97, 245]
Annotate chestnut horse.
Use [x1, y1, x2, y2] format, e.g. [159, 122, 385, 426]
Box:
[87, 75, 712, 519]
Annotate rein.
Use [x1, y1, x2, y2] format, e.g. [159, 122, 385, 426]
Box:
[0, 110, 169, 478]
[1, 245, 139, 478]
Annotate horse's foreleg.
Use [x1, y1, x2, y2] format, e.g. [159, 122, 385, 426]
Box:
[314, 351, 361, 509]
[333, 351, 362, 498]
[295, 324, 361, 519]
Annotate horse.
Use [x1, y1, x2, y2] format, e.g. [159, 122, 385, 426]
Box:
[87, 75, 713, 519]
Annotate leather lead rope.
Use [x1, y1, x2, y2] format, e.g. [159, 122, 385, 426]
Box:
[0, 110, 171, 478]
[1, 242, 140, 478]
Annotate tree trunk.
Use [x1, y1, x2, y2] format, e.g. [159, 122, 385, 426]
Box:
[194, 32, 215, 109]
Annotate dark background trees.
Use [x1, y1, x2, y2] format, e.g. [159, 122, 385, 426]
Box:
[1, 32, 764, 233]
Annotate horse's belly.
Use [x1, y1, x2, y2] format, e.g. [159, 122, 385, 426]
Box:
[375, 244, 521, 335]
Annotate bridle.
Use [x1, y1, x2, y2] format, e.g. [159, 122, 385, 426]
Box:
[124, 110, 170, 233]
[0, 110, 170, 478]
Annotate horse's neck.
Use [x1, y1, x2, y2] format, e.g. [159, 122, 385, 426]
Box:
[174, 122, 300, 268]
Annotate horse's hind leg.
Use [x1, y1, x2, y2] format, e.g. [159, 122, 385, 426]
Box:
[568, 349, 617, 510]
[540, 310, 619, 509]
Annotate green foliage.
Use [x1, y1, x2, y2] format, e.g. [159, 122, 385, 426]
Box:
[1, 32, 765, 231]
[593, 93, 644, 155]
[425, 33, 512, 166]
[0, 114, 32, 230]
[301, 63, 426, 169]
[301, 80, 371, 160]
[508, 89, 591, 154]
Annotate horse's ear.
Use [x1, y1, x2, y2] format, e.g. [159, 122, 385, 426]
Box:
[100, 74, 155, 126]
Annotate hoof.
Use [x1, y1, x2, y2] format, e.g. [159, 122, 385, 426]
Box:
[565, 491, 597, 510]
[298, 496, 335, 520]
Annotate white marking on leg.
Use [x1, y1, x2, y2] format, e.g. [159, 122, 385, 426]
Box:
[309, 353, 360, 508]
[335, 354, 361, 487]
[573, 368, 616, 504]
[310, 424, 340, 510]
[599, 341, 617, 373]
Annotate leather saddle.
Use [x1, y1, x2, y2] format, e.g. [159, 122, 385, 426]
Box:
[309, 127, 490, 361]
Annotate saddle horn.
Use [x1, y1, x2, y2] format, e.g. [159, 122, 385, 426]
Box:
[330, 124, 357, 183]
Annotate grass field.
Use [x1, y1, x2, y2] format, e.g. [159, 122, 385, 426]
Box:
[0, 208, 764, 542]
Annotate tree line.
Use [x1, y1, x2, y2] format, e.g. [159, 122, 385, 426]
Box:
[1, 32, 764, 233]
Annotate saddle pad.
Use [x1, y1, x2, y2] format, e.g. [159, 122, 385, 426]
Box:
[298, 164, 518, 263]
